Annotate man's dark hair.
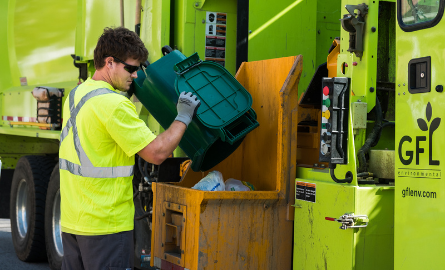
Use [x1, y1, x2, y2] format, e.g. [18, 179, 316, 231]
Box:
[94, 27, 148, 69]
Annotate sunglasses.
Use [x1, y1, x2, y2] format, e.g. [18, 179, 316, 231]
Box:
[106, 55, 141, 74]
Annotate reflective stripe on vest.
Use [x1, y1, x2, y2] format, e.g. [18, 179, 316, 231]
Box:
[59, 86, 134, 178]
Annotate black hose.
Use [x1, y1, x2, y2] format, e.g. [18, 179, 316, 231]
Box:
[134, 212, 151, 220]
[371, 121, 395, 147]
[382, 121, 395, 128]
[133, 177, 151, 220]
[138, 155, 143, 175]
[133, 156, 153, 220]
[356, 172, 375, 178]
[329, 164, 353, 183]
[138, 155, 152, 182]
[357, 97, 383, 172]
[143, 161, 149, 178]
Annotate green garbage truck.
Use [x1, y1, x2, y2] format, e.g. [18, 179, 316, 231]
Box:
[6, 0, 441, 269]
[0, 0, 340, 269]
[293, 0, 445, 269]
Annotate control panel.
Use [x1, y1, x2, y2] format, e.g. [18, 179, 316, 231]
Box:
[319, 77, 350, 164]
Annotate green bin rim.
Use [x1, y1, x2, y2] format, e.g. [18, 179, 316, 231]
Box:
[174, 60, 253, 130]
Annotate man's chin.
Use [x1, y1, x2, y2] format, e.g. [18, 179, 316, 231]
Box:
[117, 86, 130, 92]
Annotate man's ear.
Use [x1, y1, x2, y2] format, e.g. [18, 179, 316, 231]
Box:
[105, 56, 114, 69]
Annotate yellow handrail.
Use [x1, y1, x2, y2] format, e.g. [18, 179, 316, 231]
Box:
[9, 121, 60, 128]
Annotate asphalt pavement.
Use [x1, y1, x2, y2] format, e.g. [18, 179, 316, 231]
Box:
[0, 219, 50, 270]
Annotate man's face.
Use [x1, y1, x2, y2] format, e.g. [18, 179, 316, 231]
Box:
[110, 58, 140, 92]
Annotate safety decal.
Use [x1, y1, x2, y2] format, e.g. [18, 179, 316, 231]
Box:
[296, 181, 316, 203]
[205, 12, 227, 67]
[20, 77, 27, 86]
[2, 116, 36, 122]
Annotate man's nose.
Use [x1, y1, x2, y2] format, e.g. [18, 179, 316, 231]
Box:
[131, 72, 138, 78]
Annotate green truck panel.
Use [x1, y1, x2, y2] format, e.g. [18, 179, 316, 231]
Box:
[294, 180, 395, 270]
[395, 2, 445, 266]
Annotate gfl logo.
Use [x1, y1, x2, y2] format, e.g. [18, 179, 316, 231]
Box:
[398, 102, 441, 166]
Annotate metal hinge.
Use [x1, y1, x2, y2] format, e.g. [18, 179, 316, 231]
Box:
[325, 213, 369, 230]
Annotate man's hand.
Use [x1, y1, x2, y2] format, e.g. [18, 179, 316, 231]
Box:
[175, 92, 201, 127]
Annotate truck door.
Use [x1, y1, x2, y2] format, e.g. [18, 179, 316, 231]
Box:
[395, 0, 445, 269]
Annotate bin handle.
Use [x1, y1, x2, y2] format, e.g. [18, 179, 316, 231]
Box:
[220, 108, 259, 145]
[173, 53, 203, 75]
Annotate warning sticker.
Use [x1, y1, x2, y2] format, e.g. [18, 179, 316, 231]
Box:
[206, 36, 226, 47]
[205, 58, 225, 67]
[205, 12, 227, 68]
[206, 24, 226, 36]
[295, 181, 316, 203]
[206, 12, 226, 24]
[205, 47, 225, 58]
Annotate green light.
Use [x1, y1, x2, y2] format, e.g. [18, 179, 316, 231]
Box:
[323, 98, 331, 107]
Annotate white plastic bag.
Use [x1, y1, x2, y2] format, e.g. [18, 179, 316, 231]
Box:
[192, 171, 225, 191]
[225, 178, 255, 191]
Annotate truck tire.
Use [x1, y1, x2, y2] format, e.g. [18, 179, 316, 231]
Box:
[10, 155, 57, 261]
[45, 164, 63, 270]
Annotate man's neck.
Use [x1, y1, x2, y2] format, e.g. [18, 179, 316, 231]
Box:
[92, 70, 113, 88]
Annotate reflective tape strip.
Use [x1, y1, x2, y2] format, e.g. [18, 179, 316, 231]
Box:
[72, 122, 93, 167]
[59, 158, 134, 178]
[61, 88, 114, 144]
[70, 88, 116, 167]
[60, 86, 134, 178]
[59, 86, 79, 146]
[59, 120, 72, 145]
[68, 85, 78, 114]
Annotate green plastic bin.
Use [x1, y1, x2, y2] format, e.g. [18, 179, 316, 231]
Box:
[174, 53, 258, 144]
[133, 50, 259, 172]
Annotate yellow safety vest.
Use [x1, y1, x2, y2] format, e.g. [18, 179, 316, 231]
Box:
[59, 78, 156, 235]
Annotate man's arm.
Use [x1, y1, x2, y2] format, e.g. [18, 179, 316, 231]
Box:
[138, 92, 200, 165]
[137, 120, 186, 164]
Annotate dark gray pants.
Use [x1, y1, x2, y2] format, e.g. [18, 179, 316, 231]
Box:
[61, 231, 134, 270]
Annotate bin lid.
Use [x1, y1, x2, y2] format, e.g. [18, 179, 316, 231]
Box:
[175, 58, 252, 129]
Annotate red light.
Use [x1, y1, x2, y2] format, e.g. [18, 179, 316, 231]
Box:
[323, 86, 330, 96]
[325, 217, 336, 221]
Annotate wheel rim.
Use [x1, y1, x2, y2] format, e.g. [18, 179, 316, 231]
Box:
[16, 179, 30, 239]
[52, 190, 63, 257]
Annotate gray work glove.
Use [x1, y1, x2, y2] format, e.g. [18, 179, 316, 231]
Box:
[175, 92, 201, 127]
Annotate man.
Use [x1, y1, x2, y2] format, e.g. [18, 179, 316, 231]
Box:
[59, 27, 200, 270]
